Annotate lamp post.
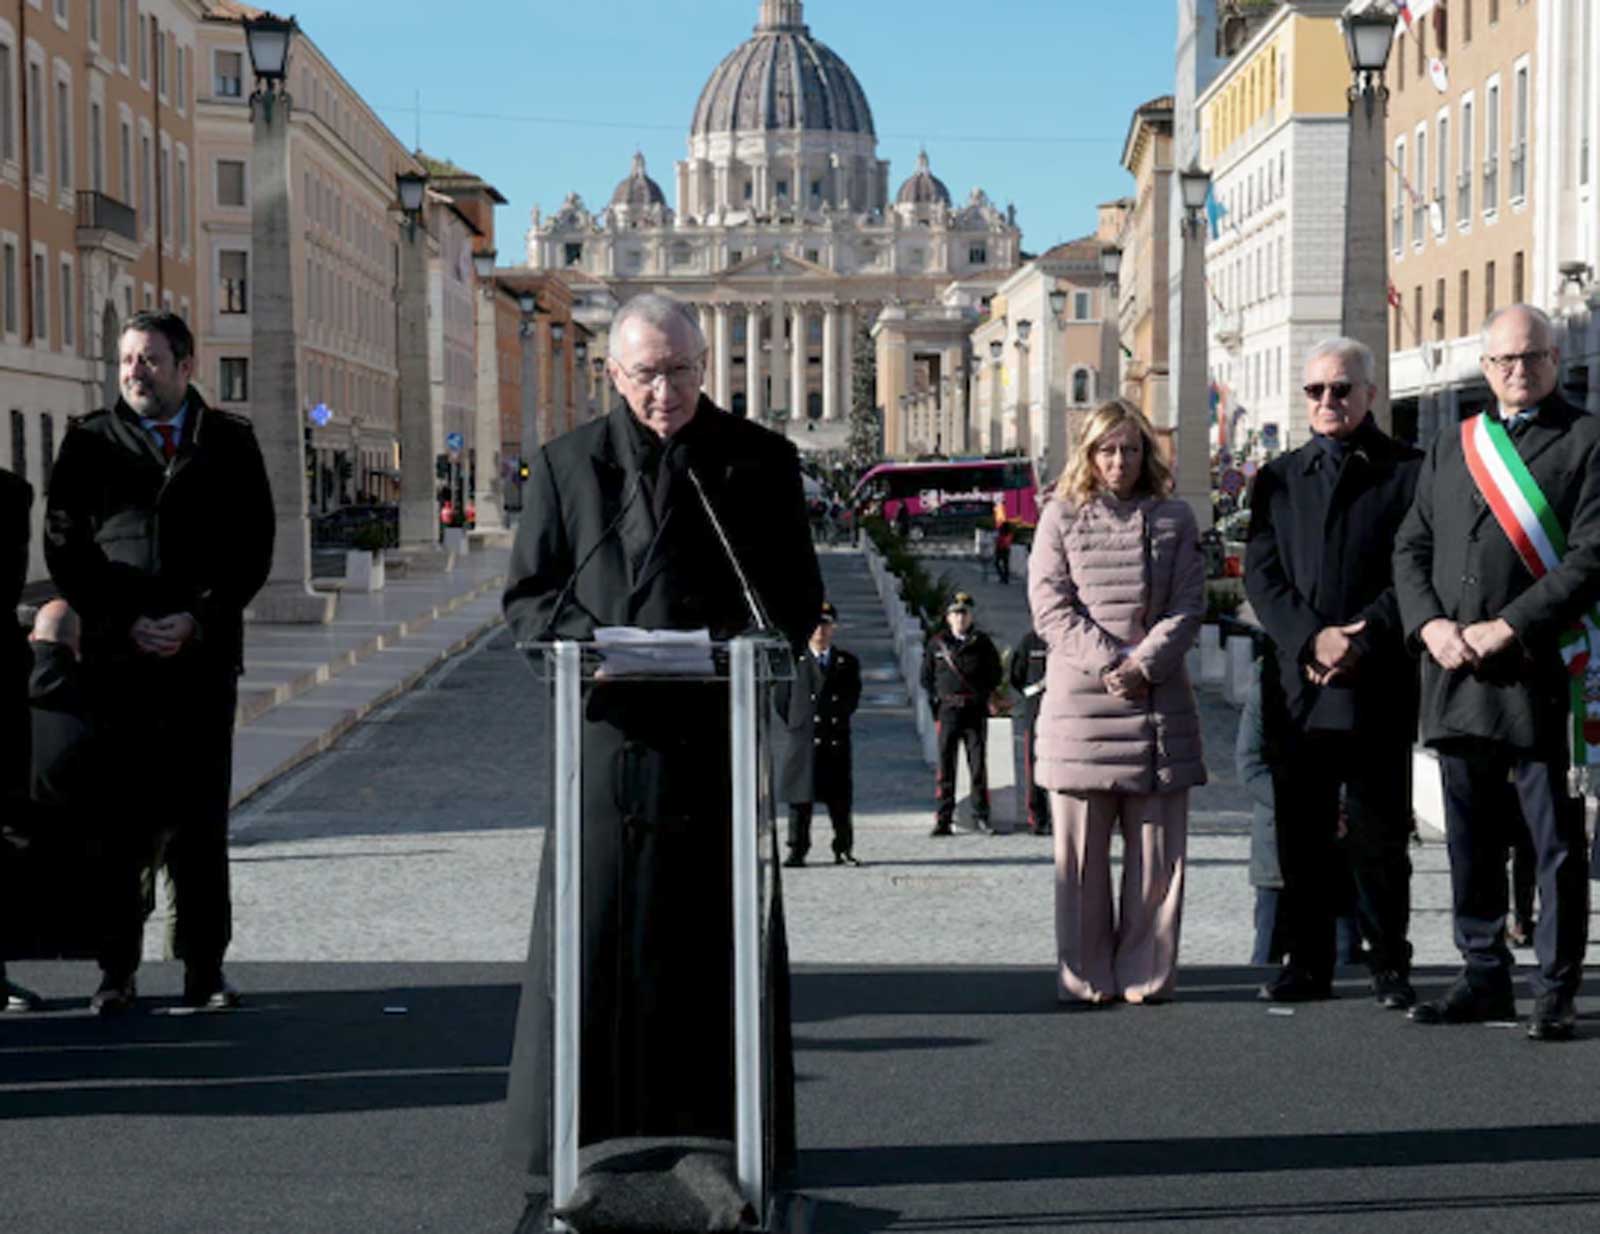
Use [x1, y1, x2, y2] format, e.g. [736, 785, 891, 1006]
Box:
[243, 14, 333, 622]
[551, 320, 567, 437]
[592, 355, 608, 418]
[469, 247, 504, 532]
[515, 289, 540, 511]
[1340, 1, 1399, 433]
[395, 167, 437, 549]
[1177, 161, 1213, 530]
[575, 340, 593, 421]
[1014, 318, 1033, 459]
[1099, 245, 1123, 405]
[988, 338, 1004, 455]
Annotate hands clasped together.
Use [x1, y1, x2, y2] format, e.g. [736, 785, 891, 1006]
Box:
[1419, 616, 1517, 672]
[130, 613, 197, 658]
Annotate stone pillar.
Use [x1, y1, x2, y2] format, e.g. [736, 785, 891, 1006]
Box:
[822, 305, 840, 420]
[397, 218, 438, 550]
[697, 303, 713, 397]
[248, 91, 333, 622]
[770, 301, 788, 415]
[746, 304, 764, 419]
[989, 357, 1004, 454]
[1342, 80, 1391, 434]
[1177, 212, 1212, 530]
[790, 303, 807, 418]
[714, 304, 732, 408]
[519, 313, 538, 502]
[841, 304, 856, 420]
[472, 284, 504, 532]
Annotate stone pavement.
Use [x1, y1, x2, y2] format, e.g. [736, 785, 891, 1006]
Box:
[228, 543, 510, 808]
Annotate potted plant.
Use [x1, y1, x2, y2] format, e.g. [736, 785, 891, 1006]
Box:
[346, 520, 387, 592]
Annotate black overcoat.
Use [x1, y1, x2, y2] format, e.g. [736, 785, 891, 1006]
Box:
[502, 398, 822, 1179]
[1394, 395, 1600, 755]
[1244, 417, 1422, 739]
[776, 646, 861, 805]
[1, 468, 30, 799]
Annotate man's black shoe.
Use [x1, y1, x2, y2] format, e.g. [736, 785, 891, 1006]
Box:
[1408, 976, 1515, 1025]
[182, 971, 242, 1011]
[781, 854, 806, 868]
[1372, 969, 1417, 1010]
[3, 981, 43, 1012]
[1527, 992, 1578, 1041]
[90, 974, 137, 1016]
[834, 851, 861, 866]
[929, 823, 953, 837]
[1257, 966, 1333, 1003]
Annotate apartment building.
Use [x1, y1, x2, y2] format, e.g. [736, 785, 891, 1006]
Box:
[2, 0, 202, 578]
[195, 2, 421, 513]
[1387, 0, 1538, 444]
[1197, 0, 1349, 456]
[1118, 96, 1173, 426]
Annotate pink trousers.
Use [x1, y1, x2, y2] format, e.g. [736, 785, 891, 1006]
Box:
[1051, 789, 1188, 1004]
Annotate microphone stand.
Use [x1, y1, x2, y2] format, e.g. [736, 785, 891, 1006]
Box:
[683, 461, 775, 636]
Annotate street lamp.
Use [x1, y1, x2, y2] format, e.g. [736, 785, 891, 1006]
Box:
[242, 13, 294, 119]
[1177, 161, 1213, 530]
[1339, 1, 1399, 432]
[472, 246, 497, 283]
[396, 169, 427, 241]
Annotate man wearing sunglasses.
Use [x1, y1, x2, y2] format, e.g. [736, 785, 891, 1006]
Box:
[1246, 338, 1424, 1012]
[1396, 304, 1595, 1041]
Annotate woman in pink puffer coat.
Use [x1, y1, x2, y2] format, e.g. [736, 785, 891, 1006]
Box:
[1027, 400, 1207, 1006]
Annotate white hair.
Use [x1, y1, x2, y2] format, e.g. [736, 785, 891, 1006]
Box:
[1481, 303, 1554, 351]
[1303, 337, 1376, 386]
[608, 293, 707, 361]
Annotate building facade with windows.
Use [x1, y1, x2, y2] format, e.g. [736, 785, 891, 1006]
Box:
[1, 0, 202, 579]
[1387, 0, 1538, 445]
[523, 0, 1020, 456]
[195, 1, 422, 514]
[1197, 0, 1349, 457]
[1118, 95, 1174, 426]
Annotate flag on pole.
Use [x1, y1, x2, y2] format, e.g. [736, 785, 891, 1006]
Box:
[1204, 184, 1228, 240]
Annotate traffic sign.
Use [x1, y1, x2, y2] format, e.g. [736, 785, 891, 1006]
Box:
[445, 431, 465, 453]
[1219, 467, 1245, 497]
[308, 403, 332, 427]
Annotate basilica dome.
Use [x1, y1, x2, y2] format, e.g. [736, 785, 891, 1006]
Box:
[690, 0, 875, 138]
[895, 151, 950, 207]
[610, 152, 667, 210]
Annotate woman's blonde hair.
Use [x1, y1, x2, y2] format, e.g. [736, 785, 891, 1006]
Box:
[1055, 399, 1173, 505]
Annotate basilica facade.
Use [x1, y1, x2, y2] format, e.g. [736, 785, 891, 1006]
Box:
[522, 0, 1021, 453]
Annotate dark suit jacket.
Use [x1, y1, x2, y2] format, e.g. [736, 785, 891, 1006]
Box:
[1, 468, 30, 799]
[777, 645, 861, 804]
[1245, 417, 1422, 737]
[1395, 395, 1600, 754]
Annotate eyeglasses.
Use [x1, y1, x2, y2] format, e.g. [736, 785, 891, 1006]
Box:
[618, 358, 704, 388]
[1484, 350, 1551, 373]
[1303, 381, 1355, 401]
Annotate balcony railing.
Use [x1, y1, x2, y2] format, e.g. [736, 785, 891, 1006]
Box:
[1392, 203, 1405, 254]
[76, 190, 137, 243]
[1510, 141, 1527, 201]
[1483, 156, 1499, 214]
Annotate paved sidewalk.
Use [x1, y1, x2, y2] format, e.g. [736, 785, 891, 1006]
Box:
[229, 544, 510, 807]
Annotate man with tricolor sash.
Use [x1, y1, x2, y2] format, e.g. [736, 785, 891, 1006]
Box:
[1395, 304, 1595, 1042]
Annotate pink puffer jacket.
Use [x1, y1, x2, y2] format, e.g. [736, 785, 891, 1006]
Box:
[1026, 493, 1207, 794]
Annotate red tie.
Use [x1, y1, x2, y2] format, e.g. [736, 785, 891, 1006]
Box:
[154, 424, 177, 461]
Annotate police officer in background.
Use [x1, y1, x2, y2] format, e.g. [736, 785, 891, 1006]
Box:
[923, 591, 1003, 836]
[778, 601, 863, 867]
[1009, 626, 1051, 835]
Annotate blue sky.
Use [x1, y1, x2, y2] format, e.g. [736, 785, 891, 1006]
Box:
[286, 0, 1175, 256]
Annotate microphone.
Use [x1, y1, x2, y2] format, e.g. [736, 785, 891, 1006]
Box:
[676, 449, 774, 635]
[536, 471, 645, 643]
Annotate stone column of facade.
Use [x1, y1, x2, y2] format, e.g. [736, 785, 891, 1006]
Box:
[248, 94, 333, 622]
[397, 218, 439, 550]
[697, 303, 714, 397]
[822, 305, 840, 421]
[842, 304, 856, 420]
[472, 286, 504, 532]
[790, 303, 807, 418]
[746, 304, 765, 418]
[769, 301, 788, 416]
[714, 304, 732, 408]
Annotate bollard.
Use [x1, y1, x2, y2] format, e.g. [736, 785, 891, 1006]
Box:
[1225, 636, 1253, 705]
[1200, 623, 1226, 685]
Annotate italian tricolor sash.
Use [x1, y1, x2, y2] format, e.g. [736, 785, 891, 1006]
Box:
[1460, 411, 1600, 773]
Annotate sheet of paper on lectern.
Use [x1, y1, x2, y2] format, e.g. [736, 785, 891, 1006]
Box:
[592, 627, 715, 676]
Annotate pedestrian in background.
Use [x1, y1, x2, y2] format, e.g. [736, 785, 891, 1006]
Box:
[779, 601, 863, 867]
[922, 591, 1002, 836]
[994, 521, 1015, 585]
[1245, 337, 1423, 1011]
[1008, 626, 1050, 835]
[1395, 303, 1594, 1041]
[1028, 400, 1205, 1006]
[44, 310, 274, 1015]
[0, 463, 42, 1013]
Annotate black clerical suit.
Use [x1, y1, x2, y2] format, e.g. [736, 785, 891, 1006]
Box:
[1, 469, 32, 962]
[1395, 396, 1599, 1000]
[43, 391, 274, 980]
[502, 397, 822, 1181]
[922, 625, 1002, 829]
[1245, 416, 1423, 984]
[777, 643, 862, 861]
[1009, 628, 1050, 833]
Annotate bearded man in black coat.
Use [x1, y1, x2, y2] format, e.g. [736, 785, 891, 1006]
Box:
[1396, 304, 1596, 1041]
[44, 310, 273, 1015]
[501, 293, 822, 1221]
